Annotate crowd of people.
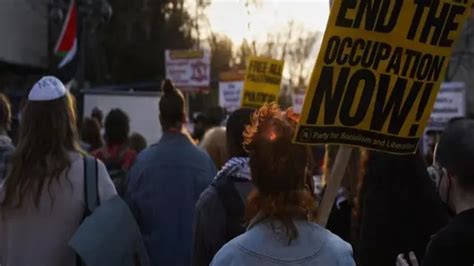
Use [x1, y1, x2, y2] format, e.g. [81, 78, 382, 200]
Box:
[0, 76, 473, 266]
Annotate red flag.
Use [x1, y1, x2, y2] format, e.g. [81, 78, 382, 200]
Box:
[55, 0, 77, 67]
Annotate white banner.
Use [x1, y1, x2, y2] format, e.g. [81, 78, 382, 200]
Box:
[219, 81, 244, 112]
[427, 82, 466, 131]
[165, 50, 210, 89]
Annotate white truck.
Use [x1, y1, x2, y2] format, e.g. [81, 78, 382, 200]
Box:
[82, 88, 162, 146]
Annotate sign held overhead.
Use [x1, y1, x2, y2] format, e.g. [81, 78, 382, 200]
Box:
[241, 56, 284, 109]
[165, 50, 211, 90]
[294, 0, 472, 154]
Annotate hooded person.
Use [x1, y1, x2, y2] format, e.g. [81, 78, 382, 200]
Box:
[0, 76, 117, 266]
[126, 79, 217, 266]
[193, 108, 255, 266]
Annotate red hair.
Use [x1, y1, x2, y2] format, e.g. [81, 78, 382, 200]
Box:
[243, 103, 317, 241]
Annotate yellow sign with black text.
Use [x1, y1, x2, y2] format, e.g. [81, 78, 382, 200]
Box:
[241, 56, 284, 108]
[294, 0, 472, 154]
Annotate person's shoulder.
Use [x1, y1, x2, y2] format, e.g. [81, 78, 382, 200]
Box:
[423, 232, 453, 266]
[196, 184, 219, 210]
[425, 222, 463, 253]
[125, 147, 137, 156]
[193, 144, 217, 166]
[307, 222, 354, 260]
[210, 236, 247, 266]
[133, 144, 158, 163]
[91, 147, 105, 158]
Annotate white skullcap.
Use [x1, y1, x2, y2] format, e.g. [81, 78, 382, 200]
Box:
[28, 76, 67, 101]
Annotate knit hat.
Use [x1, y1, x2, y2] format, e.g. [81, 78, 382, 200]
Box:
[28, 76, 66, 101]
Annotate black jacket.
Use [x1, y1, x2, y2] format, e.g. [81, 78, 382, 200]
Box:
[422, 208, 474, 266]
[357, 152, 450, 266]
[192, 160, 254, 266]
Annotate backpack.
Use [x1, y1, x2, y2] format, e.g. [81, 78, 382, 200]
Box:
[212, 172, 252, 242]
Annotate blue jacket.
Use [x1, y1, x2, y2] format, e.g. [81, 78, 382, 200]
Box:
[126, 132, 217, 266]
[211, 218, 355, 266]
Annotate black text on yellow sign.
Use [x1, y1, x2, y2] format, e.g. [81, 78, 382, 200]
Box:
[294, 0, 472, 154]
[241, 56, 284, 109]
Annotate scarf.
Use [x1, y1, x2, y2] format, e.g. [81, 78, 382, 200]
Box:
[215, 157, 251, 181]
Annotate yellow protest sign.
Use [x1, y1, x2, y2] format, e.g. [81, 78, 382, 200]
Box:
[241, 56, 284, 108]
[294, 0, 472, 154]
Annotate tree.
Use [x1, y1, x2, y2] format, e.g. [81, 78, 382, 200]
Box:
[234, 39, 255, 69]
[209, 34, 233, 80]
[87, 0, 197, 84]
[287, 30, 320, 89]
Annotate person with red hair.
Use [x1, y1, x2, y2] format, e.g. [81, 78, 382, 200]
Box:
[211, 103, 355, 266]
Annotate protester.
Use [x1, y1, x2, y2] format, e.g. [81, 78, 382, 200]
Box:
[127, 79, 216, 266]
[91, 106, 104, 128]
[0, 76, 117, 266]
[198, 106, 228, 168]
[397, 118, 474, 266]
[192, 113, 207, 143]
[80, 117, 103, 152]
[130, 132, 147, 154]
[199, 126, 227, 169]
[357, 150, 449, 266]
[211, 103, 355, 265]
[193, 108, 255, 266]
[0, 93, 14, 182]
[93, 108, 136, 195]
[204, 106, 226, 130]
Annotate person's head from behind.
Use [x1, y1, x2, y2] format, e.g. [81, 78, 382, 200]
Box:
[130, 132, 147, 153]
[435, 118, 474, 213]
[0, 93, 12, 132]
[205, 106, 226, 128]
[2, 76, 81, 208]
[81, 117, 103, 151]
[243, 103, 315, 241]
[192, 113, 207, 141]
[92, 107, 103, 127]
[159, 79, 185, 131]
[226, 108, 254, 158]
[104, 108, 130, 145]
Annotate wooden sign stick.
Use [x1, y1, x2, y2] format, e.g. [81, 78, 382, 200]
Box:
[316, 146, 353, 227]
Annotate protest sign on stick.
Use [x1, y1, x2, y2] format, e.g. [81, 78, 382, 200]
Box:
[219, 71, 245, 112]
[241, 56, 284, 108]
[165, 50, 211, 90]
[294, 0, 472, 226]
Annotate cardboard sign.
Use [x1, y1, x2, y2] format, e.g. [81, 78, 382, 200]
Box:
[241, 56, 284, 108]
[165, 50, 211, 89]
[219, 71, 245, 112]
[294, 0, 472, 154]
[427, 82, 466, 131]
[292, 90, 306, 114]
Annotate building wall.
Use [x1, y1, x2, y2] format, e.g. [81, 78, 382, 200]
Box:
[0, 0, 49, 68]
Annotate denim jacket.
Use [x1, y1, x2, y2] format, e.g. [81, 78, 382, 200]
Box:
[211, 216, 355, 266]
[126, 132, 217, 266]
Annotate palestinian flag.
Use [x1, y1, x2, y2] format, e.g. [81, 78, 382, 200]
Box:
[55, 0, 77, 68]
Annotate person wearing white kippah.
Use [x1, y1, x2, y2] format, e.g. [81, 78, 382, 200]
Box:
[0, 76, 117, 266]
